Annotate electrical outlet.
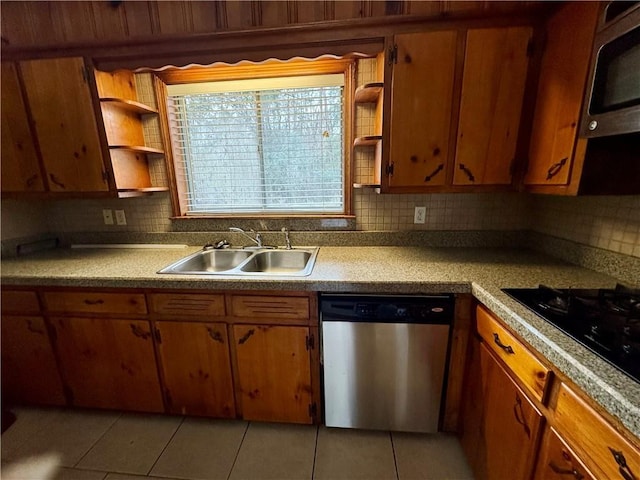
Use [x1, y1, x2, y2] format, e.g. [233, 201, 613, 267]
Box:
[115, 209, 127, 225]
[414, 206, 426, 224]
[102, 209, 114, 225]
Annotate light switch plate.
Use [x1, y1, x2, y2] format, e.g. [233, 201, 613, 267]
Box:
[115, 210, 127, 225]
[102, 209, 114, 225]
[414, 206, 426, 224]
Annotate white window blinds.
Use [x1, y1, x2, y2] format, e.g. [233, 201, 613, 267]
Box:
[166, 74, 345, 215]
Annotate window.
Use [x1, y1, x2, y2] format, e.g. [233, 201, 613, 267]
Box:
[160, 60, 353, 217]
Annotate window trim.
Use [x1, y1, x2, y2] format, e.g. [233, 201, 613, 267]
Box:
[154, 58, 354, 219]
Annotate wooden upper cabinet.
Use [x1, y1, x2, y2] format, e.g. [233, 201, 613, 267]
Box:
[524, 2, 599, 191]
[387, 30, 457, 189]
[1, 62, 44, 193]
[454, 27, 532, 186]
[19, 57, 110, 193]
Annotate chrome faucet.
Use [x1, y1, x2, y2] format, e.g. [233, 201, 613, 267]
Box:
[229, 227, 263, 248]
[281, 227, 292, 250]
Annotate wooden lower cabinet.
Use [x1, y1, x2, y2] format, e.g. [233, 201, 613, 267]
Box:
[49, 316, 163, 412]
[155, 321, 235, 418]
[1, 315, 66, 405]
[233, 324, 313, 424]
[534, 426, 596, 480]
[461, 339, 544, 480]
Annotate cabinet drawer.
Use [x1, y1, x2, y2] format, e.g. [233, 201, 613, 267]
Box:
[1, 290, 40, 314]
[476, 305, 551, 402]
[534, 426, 596, 480]
[149, 293, 225, 317]
[555, 383, 640, 480]
[44, 291, 147, 315]
[230, 295, 309, 320]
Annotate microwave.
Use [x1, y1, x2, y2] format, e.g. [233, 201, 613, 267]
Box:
[580, 2, 640, 137]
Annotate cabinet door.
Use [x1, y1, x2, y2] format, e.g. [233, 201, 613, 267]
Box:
[233, 324, 313, 424]
[524, 2, 599, 188]
[454, 27, 532, 186]
[1, 62, 44, 192]
[1, 315, 66, 405]
[388, 31, 457, 188]
[50, 317, 163, 412]
[156, 321, 235, 418]
[20, 57, 109, 193]
[534, 426, 596, 480]
[462, 340, 544, 480]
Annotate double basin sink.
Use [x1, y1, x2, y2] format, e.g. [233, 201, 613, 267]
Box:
[158, 246, 319, 277]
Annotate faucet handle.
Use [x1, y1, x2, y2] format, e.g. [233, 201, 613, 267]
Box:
[281, 227, 292, 250]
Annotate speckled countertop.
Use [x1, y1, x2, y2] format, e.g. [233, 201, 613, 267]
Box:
[2, 245, 639, 439]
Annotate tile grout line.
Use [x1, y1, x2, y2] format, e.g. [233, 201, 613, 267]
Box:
[225, 421, 250, 480]
[390, 432, 400, 480]
[145, 415, 186, 476]
[311, 424, 319, 480]
[72, 411, 123, 468]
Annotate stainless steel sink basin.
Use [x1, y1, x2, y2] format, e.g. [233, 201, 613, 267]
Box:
[158, 247, 319, 276]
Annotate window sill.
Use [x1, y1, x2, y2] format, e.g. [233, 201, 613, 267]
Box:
[169, 215, 356, 231]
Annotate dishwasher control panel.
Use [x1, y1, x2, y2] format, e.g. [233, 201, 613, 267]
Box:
[321, 294, 454, 324]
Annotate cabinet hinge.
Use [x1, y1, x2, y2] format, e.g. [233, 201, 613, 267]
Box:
[388, 44, 398, 65]
[102, 170, 108, 183]
[306, 333, 315, 350]
[386, 162, 395, 176]
[154, 328, 162, 344]
[308, 402, 317, 418]
[526, 39, 535, 58]
[81, 65, 90, 83]
[63, 384, 74, 404]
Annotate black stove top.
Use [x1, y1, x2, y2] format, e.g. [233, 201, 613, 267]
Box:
[502, 284, 640, 383]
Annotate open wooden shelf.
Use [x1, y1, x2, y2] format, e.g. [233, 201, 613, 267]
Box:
[353, 135, 382, 147]
[355, 82, 384, 103]
[100, 98, 158, 115]
[117, 187, 169, 198]
[109, 145, 164, 155]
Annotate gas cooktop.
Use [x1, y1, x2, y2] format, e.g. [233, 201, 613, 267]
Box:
[502, 284, 640, 383]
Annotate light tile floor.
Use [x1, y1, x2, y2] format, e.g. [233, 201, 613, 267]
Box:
[1, 407, 473, 480]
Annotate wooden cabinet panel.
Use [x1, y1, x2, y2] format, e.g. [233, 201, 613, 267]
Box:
[476, 305, 551, 403]
[101, 103, 146, 145]
[1, 62, 44, 193]
[150, 293, 225, 318]
[554, 383, 640, 480]
[534, 426, 596, 480]
[233, 324, 313, 424]
[50, 316, 163, 412]
[19, 57, 109, 193]
[230, 295, 309, 320]
[1, 315, 66, 405]
[156, 321, 235, 417]
[44, 291, 147, 315]
[1, 290, 40, 314]
[388, 31, 457, 188]
[463, 341, 544, 480]
[454, 27, 531, 185]
[524, 2, 599, 188]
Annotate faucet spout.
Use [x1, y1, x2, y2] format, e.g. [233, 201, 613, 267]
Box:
[229, 227, 263, 248]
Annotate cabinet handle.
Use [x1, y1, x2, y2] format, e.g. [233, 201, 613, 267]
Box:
[512, 394, 531, 438]
[207, 327, 224, 344]
[493, 333, 514, 354]
[548, 462, 584, 479]
[424, 164, 444, 182]
[608, 447, 636, 480]
[130, 324, 151, 340]
[238, 328, 255, 345]
[84, 299, 104, 305]
[546, 157, 568, 180]
[49, 173, 66, 189]
[458, 164, 475, 182]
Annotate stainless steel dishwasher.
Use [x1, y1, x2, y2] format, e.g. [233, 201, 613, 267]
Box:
[320, 294, 454, 433]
